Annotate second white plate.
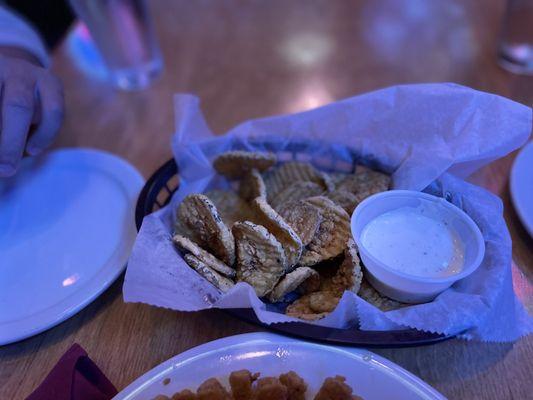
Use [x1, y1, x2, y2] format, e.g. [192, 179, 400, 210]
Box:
[511, 141, 533, 237]
[114, 332, 446, 400]
[0, 148, 144, 345]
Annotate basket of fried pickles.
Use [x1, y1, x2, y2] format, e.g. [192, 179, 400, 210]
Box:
[172, 150, 405, 321]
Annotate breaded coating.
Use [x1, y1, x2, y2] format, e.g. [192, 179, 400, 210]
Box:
[173, 234, 236, 278]
[320, 172, 335, 192]
[271, 181, 324, 210]
[239, 169, 267, 201]
[358, 280, 405, 312]
[205, 189, 255, 227]
[263, 162, 335, 202]
[337, 165, 390, 202]
[171, 389, 197, 400]
[285, 291, 339, 321]
[213, 151, 276, 178]
[196, 378, 232, 400]
[326, 189, 359, 214]
[279, 371, 307, 400]
[297, 271, 321, 295]
[307, 291, 340, 313]
[229, 369, 259, 400]
[254, 377, 289, 400]
[329, 172, 350, 188]
[183, 254, 235, 293]
[162, 372, 363, 400]
[233, 221, 287, 297]
[288, 239, 364, 319]
[299, 197, 351, 267]
[251, 197, 303, 268]
[177, 194, 235, 265]
[314, 376, 362, 400]
[268, 267, 320, 302]
[321, 239, 363, 295]
[278, 201, 323, 246]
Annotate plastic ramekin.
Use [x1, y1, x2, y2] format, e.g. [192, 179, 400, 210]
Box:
[351, 190, 485, 303]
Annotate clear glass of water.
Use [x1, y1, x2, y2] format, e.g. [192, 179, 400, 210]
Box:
[498, 0, 533, 75]
[69, 0, 163, 90]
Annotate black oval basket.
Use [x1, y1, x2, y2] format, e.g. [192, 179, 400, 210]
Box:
[135, 155, 455, 347]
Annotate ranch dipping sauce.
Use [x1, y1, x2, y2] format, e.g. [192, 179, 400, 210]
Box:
[360, 203, 465, 278]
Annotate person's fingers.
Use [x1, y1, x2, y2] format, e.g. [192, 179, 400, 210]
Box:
[26, 75, 64, 156]
[0, 79, 35, 177]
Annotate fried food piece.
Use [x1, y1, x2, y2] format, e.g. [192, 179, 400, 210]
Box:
[329, 172, 350, 188]
[205, 189, 255, 226]
[264, 162, 331, 199]
[196, 378, 232, 400]
[279, 371, 307, 400]
[314, 376, 362, 400]
[285, 295, 318, 320]
[299, 197, 351, 267]
[153, 396, 170, 400]
[335, 240, 363, 294]
[285, 291, 339, 320]
[173, 234, 236, 278]
[326, 189, 359, 214]
[177, 194, 235, 265]
[171, 390, 197, 400]
[233, 221, 287, 297]
[251, 197, 303, 268]
[254, 377, 289, 400]
[213, 151, 276, 178]
[288, 241, 363, 318]
[285, 293, 327, 321]
[323, 239, 363, 295]
[239, 169, 267, 201]
[320, 172, 335, 192]
[174, 217, 195, 238]
[183, 254, 235, 293]
[277, 201, 323, 246]
[285, 302, 327, 320]
[271, 181, 324, 211]
[268, 267, 320, 302]
[229, 370, 259, 400]
[358, 280, 405, 312]
[163, 372, 361, 400]
[337, 165, 390, 201]
[297, 271, 321, 295]
[307, 291, 341, 313]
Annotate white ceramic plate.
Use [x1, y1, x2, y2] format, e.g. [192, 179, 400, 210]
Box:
[510, 141, 533, 237]
[0, 148, 144, 345]
[114, 333, 446, 400]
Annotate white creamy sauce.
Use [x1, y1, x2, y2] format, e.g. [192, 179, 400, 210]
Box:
[360, 204, 465, 278]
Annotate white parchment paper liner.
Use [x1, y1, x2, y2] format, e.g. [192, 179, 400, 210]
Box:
[124, 83, 533, 341]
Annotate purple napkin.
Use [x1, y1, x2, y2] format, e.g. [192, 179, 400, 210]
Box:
[26, 344, 117, 400]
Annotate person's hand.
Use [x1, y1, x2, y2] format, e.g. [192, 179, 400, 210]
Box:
[0, 47, 64, 177]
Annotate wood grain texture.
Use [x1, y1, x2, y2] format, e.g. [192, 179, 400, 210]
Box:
[1, 1, 532, 399]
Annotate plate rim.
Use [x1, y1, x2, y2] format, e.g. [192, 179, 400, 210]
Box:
[0, 148, 145, 345]
[113, 332, 446, 400]
[510, 141, 533, 237]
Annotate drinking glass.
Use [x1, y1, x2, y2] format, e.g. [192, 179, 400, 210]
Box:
[69, 0, 163, 90]
[498, 0, 533, 75]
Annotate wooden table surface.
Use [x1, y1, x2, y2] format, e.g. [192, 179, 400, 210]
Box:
[1, 1, 532, 399]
